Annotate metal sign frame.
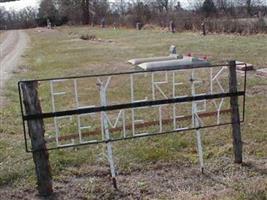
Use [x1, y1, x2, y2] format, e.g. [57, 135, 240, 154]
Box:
[18, 61, 247, 193]
[19, 63, 247, 152]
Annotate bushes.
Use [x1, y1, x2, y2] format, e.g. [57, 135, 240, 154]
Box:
[204, 18, 267, 35]
[80, 34, 96, 40]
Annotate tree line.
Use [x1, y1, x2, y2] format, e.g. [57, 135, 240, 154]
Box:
[0, 0, 266, 33]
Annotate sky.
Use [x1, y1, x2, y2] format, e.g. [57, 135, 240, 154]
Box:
[0, 0, 190, 11]
[0, 0, 192, 10]
[0, 0, 40, 11]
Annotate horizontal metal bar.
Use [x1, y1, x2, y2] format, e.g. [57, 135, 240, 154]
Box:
[18, 63, 246, 83]
[23, 91, 245, 121]
[52, 92, 66, 96]
[51, 79, 67, 83]
[80, 126, 92, 130]
[18, 82, 29, 153]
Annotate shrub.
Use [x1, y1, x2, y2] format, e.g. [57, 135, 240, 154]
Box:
[80, 34, 96, 41]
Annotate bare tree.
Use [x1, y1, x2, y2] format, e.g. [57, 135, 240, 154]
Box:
[38, 0, 59, 25]
[56, 0, 82, 24]
[0, 6, 7, 29]
[188, 0, 203, 11]
[81, 0, 90, 24]
[147, 0, 177, 13]
[202, 0, 217, 17]
[0, 6, 37, 29]
[216, 0, 229, 11]
[237, 0, 264, 16]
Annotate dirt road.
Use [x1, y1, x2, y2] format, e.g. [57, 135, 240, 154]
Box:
[0, 30, 29, 91]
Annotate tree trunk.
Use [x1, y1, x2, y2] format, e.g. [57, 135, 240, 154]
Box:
[246, 0, 252, 16]
[82, 0, 90, 25]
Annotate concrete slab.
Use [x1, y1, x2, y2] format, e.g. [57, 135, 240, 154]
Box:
[128, 54, 182, 65]
[256, 68, 267, 77]
[137, 56, 211, 71]
[236, 61, 254, 71]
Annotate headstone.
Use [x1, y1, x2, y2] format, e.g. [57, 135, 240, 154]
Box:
[169, 45, 176, 54]
[136, 22, 142, 30]
[113, 22, 117, 30]
[101, 18, 105, 28]
[47, 19, 51, 29]
[169, 20, 176, 33]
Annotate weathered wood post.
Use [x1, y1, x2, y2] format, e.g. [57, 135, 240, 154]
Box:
[228, 60, 243, 164]
[21, 81, 53, 196]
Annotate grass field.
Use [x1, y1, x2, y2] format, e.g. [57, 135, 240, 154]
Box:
[0, 26, 266, 199]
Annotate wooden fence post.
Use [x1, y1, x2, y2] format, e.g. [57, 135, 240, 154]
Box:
[228, 60, 243, 164]
[21, 81, 53, 196]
